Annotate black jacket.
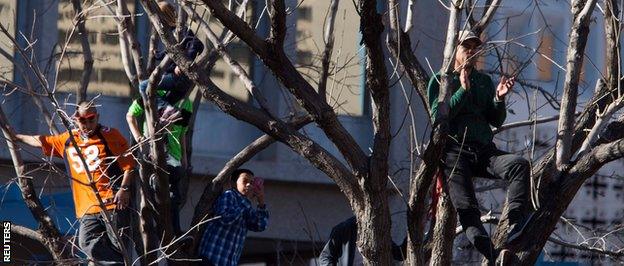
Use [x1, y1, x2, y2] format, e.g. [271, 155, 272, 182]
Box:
[155, 29, 204, 74]
[318, 217, 406, 265]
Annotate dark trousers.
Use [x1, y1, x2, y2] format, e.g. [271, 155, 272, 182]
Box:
[442, 141, 530, 261]
[150, 164, 186, 234]
[78, 209, 131, 265]
[139, 73, 192, 110]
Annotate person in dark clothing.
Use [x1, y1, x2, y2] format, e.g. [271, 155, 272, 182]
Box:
[319, 216, 406, 265]
[427, 30, 532, 265]
[139, 1, 204, 122]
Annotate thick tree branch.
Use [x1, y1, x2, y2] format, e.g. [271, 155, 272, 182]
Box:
[141, 53, 175, 245]
[139, 0, 362, 226]
[429, 183, 456, 265]
[268, 0, 286, 48]
[191, 115, 314, 237]
[200, 0, 369, 174]
[388, 31, 431, 113]
[406, 1, 462, 264]
[0, 107, 69, 263]
[182, 4, 276, 118]
[356, 0, 394, 263]
[556, 0, 597, 170]
[577, 0, 622, 156]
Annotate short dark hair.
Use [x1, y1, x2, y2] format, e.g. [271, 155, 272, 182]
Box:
[231, 169, 254, 184]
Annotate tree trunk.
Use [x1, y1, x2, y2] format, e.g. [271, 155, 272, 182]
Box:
[429, 179, 456, 265]
[355, 188, 393, 265]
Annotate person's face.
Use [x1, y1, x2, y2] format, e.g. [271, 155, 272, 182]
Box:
[74, 112, 99, 136]
[456, 39, 481, 68]
[235, 172, 254, 197]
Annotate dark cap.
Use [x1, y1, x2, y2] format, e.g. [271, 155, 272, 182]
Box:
[458, 30, 482, 46]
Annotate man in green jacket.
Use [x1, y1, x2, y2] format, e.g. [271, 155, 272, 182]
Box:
[427, 30, 531, 265]
[126, 92, 193, 234]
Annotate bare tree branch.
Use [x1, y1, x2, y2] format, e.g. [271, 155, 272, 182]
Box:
[268, 0, 286, 48]
[182, 3, 276, 118]
[406, 1, 462, 264]
[473, 0, 502, 35]
[429, 182, 456, 265]
[318, 0, 340, 102]
[117, 0, 145, 81]
[200, 0, 369, 174]
[548, 236, 624, 258]
[556, 0, 598, 170]
[577, 0, 622, 156]
[141, 53, 176, 247]
[0, 107, 69, 263]
[492, 113, 579, 134]
[356, 0, 394, 262]
[70, 0, 93, 103]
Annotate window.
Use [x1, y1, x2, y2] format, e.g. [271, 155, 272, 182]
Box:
[298, 6, 312, 21]
[536, 33, 554, 81]
[56, 0, 135, 97]
[297, 50, 313, 65]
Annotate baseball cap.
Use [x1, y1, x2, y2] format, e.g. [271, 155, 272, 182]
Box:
[458, 30, 482, 46]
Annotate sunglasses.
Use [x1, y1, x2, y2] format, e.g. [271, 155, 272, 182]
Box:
[74, 113, 97, 123]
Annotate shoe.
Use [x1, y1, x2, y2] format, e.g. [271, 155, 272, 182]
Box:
[495, 249, 513, 266]
[159, 105, 182, 124]
[506, 211, 534, 244]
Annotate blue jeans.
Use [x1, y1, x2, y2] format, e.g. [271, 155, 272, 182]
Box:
[138, 73, 192, 110]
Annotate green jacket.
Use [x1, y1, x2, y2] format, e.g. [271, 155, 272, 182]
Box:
[128, 96, 193, 163]
[427, 70, 506, 145]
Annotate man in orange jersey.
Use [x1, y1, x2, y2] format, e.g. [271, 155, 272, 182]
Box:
[11, 101, 135, 265]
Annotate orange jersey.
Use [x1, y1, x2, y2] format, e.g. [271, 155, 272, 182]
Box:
[40, 126, 135, 218]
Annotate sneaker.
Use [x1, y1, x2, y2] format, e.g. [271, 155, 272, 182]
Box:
[506, 211, 534, 244]
[495, 249, 513, 266]
[159, 105, 182, 124]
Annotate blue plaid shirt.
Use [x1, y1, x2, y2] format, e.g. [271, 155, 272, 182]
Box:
[199, 189, 269, 266]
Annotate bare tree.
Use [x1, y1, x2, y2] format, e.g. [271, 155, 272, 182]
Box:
[3, 0, 624, 265]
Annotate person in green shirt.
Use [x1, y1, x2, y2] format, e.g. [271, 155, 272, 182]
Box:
[427, 30, 531, 265]
[126, 91, 193, 234]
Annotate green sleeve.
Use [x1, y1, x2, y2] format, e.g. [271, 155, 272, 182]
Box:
[178, 98, 193, 112]
[127, 100, 144, 117]
[427, 74, 441, 120]
[485, 77, 506, 127]
[427, 73, 468, 121]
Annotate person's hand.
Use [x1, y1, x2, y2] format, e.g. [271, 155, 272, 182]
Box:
[460, 68, 471, 91]
[114, 189, 130, 210]
[253, 182, 265, 206]
[174, 66, 182, 76]
[496, 76, 515, 100]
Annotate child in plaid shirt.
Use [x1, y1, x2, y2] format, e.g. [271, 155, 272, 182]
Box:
[198, 169, 268, 266]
